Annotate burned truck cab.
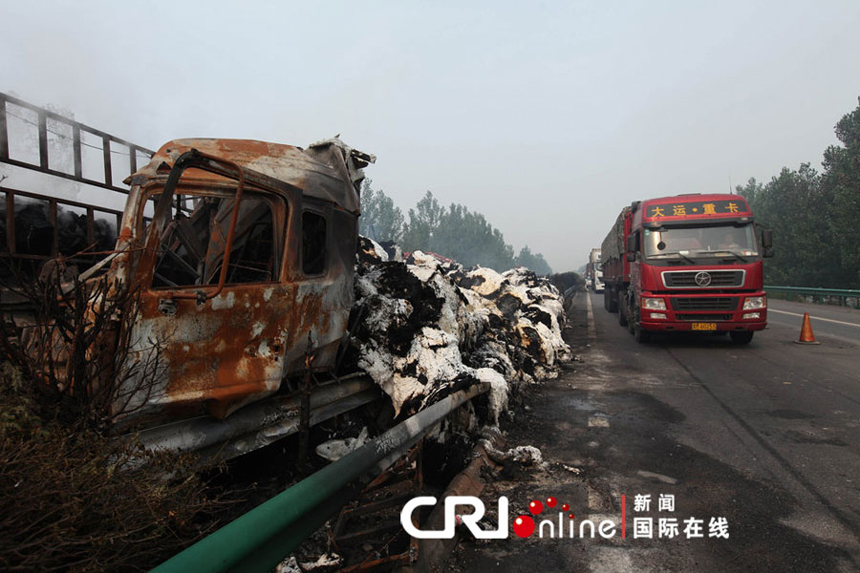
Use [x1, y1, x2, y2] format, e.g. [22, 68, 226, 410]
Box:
[109, 138, 374, 426]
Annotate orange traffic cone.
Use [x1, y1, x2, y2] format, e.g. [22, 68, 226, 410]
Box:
[794, 312, 820, 345]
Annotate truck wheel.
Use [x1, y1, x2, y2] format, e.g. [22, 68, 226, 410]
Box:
[606, 288, 618, 313]
[730, 331, 754, 345]
[626, 296, 635, 334]
[618, 295, 628, 327]
[633, 308, 650, 343]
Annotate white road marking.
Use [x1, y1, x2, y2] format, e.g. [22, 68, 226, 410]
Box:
[586, 292, 597, 342]
[769, 309, 860, 328]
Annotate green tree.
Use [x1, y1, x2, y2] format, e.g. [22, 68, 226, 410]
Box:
[747, 165, 824, 286]
[821, 97, 860, 287]
[739, 96, 860, 288]
[515, 245, 553, 275]
[359, 178, 404, 243]
[396, 190, 552, 272]
[401, 191, 443, 252]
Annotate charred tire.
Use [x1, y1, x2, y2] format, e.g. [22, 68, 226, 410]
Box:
[730, 331, 754, 345]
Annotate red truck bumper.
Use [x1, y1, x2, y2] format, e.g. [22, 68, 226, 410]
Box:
[639, 292, 767, 333]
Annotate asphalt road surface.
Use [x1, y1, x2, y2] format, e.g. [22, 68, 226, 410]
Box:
[448, 291, 859, 573]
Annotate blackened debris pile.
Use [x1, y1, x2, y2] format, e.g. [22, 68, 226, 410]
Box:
[350, 238, 569, 421]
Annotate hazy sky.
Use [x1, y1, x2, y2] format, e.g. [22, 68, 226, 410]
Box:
[2, 1, 859, 272]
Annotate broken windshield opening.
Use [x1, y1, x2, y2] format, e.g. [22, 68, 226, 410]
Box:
[643, 223, 758, 260]
[143, 189, 283, 288]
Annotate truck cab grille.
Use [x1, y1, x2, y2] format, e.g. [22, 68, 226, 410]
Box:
[662, 270, 745, 288]
[671, 297, 738, 311]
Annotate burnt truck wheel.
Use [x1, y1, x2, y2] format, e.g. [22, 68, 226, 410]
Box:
[730, 331, 754, 345]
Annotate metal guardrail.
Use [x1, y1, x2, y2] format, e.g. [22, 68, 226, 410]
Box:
[152, 383, 490, 573]
[765, 285, 860, 307]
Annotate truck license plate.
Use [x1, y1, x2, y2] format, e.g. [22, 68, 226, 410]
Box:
[692, 323, 717, 331]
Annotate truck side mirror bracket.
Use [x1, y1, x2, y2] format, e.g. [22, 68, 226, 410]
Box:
[626, 232, 639, 253]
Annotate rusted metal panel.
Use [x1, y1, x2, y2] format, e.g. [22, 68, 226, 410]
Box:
[10, 132, 374, 445]
[106, 138, 373, 428]
[125, 138, 373, 214]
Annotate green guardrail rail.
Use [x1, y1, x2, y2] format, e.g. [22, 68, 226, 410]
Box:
[765, 285, 860, 307]
[151, 383, 489, 573]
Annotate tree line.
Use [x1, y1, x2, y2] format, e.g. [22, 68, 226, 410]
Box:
[359, 183, 553, 275]
[737, 96, 860, 289]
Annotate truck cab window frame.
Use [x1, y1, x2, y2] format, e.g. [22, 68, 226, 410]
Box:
[139, 185, 285, 289]
[301, 210, 327, 276]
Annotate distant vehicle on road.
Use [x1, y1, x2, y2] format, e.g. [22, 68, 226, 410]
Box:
[587, 248, 604, 292]
[601, 194, 773, 344]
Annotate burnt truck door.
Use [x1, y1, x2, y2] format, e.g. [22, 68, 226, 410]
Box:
[120, 150, 306, 423]
[280, 200, 355, 378]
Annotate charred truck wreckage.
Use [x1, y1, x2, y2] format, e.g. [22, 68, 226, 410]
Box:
[8, 137, 379, 458]
[0, 95, 572, 569]
[1, 124, 570, 464]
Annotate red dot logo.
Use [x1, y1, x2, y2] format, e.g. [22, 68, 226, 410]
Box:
[529, 500, 543, 515]
[561, 503, 570, 512]
[546, 496, 557, 508]
[513, 515, 535, 538]
[568, 513, 575, 520]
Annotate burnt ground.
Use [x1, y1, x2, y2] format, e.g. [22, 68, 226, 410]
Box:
[445, 291, 860, 572]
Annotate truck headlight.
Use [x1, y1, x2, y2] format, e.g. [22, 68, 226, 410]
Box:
[743, 296, 766, 310]
[643, 298, 667, 310]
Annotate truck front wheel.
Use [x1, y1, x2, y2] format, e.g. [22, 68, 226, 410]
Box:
[633, 306, 650, 343]
[730, 331, 754, 345]
[627, 297, 635, 335]
[618, 294, 628, 327]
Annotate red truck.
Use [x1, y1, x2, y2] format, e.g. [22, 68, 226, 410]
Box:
[601, 194, 773, 344]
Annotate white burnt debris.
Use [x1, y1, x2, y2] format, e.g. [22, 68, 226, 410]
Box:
[348, 237, 570, 424]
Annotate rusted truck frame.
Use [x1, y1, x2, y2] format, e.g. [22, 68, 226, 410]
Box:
[106, 138, 375, 434]
[1, 92, 381, 457]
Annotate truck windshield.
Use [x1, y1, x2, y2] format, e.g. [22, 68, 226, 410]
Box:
[643, 224, 758, 259]
[142, 188, 282, 288]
